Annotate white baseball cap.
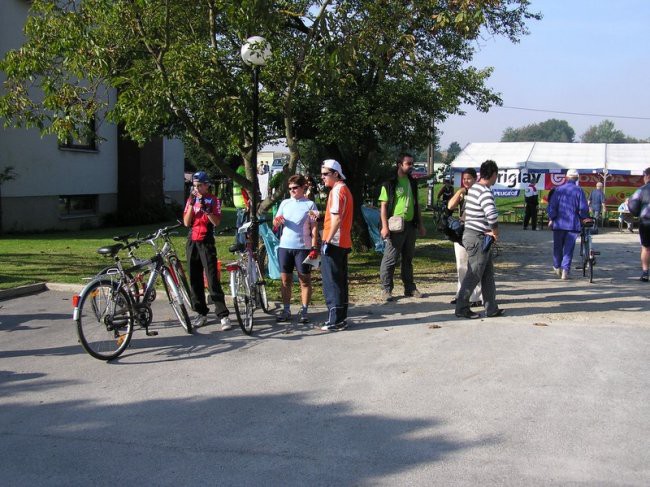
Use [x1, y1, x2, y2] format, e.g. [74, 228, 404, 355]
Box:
[322, 159, 346, 180]
[566, 169, 579, 178]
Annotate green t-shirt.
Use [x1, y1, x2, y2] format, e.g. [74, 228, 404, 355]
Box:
[233, 165, 247, 209]
[378, 176, 414, 221]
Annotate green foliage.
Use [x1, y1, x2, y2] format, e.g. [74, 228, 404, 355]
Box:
[1, 0, 541, 247]
[580, 119, 639, 143]
[501, 119, 575, 142]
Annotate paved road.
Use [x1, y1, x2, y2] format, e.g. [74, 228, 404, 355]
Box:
[1, 226, 649, 485]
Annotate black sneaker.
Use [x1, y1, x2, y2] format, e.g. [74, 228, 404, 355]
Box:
[641, 272, 649, 282]
[320, 321, 348, 331]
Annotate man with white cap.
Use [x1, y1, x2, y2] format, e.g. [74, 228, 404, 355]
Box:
[319, 159, 354, 331]
[547, 169, 590, 280]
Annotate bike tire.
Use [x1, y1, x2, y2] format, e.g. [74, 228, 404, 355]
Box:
[232, 268, 254, 335]
[255, 260, 270, 313]
[169, 256, 192, 311]
[588, 258, 594, 283]
[76, 278, 134, 361]
[163, 269, 193, 334]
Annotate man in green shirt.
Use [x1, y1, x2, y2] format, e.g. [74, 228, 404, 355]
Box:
[378, 153, 427, 302]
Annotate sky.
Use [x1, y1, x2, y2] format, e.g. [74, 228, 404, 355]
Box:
[438, 0, 650, 150]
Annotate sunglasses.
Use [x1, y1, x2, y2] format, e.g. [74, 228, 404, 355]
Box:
[321, 171, 333, 176]
[289, 186, 302, 190]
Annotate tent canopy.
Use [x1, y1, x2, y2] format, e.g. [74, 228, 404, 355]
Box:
[451, 142, 650, 175]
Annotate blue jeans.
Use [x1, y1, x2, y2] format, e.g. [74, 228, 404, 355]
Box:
[552, 229, 579, 272]
[320, 243, 350, 324]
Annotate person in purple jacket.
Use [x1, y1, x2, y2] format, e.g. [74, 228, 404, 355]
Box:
[547, 169, 590, 280]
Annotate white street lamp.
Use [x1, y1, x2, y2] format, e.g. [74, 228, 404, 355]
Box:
[241, 36, 271, 253]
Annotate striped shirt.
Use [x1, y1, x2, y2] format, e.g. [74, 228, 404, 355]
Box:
[464, 183, 499, 233]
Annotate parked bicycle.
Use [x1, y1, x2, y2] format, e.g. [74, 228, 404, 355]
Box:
[73, 224, 193, 361]
[225, 220, 270, 335]
[97, 232, 156, 304]
[577, 218, 599, 283]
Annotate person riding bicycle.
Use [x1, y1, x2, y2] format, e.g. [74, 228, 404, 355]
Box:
[183, 171, 232, 330]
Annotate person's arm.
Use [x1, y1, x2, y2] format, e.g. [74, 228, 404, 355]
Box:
[447, 187, 466, 211]
[324, 213, 342, 243]
[380, 201, 389, 239]
[205, 198, 222, 227]
[183, 193, 195, 227]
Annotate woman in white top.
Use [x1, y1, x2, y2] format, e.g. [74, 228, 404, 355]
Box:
[447, 169, 483, 307]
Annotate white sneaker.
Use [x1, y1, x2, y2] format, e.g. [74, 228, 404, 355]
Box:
[553, 267, 561, 277]
[561, 269, 570, 280]
[193, 314, 208, 329]
[220, 317, 233, 331]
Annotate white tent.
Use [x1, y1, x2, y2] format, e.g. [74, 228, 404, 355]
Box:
[452, 142, 650, 175]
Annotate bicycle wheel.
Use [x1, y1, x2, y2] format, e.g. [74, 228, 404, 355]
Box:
[76, 278, 134, 361]
[169, 256, 192, 310]
[163, 268, 193, 334]
[254, 260, 270, 313]
[587, 258, 594, 283]
[232, 268, 254, 335]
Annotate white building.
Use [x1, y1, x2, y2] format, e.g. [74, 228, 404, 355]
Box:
[0, 0, 185, 232]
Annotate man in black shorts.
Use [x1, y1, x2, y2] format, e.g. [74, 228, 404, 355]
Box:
[628, 167, 650, 281]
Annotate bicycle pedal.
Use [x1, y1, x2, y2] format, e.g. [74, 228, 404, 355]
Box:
[146, 330, 159, 336]
[592, 251, 600, 255]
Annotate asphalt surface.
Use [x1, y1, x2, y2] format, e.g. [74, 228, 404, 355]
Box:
[1, 225, 649, 486]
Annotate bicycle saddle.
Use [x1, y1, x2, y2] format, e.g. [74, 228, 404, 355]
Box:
[97, 243, 124, 256]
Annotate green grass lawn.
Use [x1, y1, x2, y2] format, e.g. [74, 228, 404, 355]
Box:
[0, 207, 458, 304]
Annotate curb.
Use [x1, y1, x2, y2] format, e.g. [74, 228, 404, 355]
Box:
[0, 282, 83, 301]
[0, 283, 47, 301]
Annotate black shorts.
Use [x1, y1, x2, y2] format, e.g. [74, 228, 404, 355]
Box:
[639, 223, 650, 248]
[278, 248, 311, 275]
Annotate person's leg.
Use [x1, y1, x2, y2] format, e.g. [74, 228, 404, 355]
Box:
[379, 231, 404, 295]
[277, 248, 295, 320]
[198, 241, 228, 317]
[320, 251, 336, 323]
[641, 247, 650, 273]
[523, 204, 531, 229]
[400, 225, 417, 295]
[186, 240, 209, 316]
[531, 205, 538, 230]
[560, 231, 579, 274]
[480, 253, 498, 315]
[552, 230, 564, 271]
[456, 232, 483, 316]
[321, 244, 347, 325]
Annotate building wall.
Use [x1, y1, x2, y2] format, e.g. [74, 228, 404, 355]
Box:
[0, 0, 184, 232]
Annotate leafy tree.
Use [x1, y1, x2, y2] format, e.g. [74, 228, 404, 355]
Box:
[1, 0, 540, 247]
[445, 142, 462, 163]
[581, 120, 630, 143]
[501, 119, 575, 142]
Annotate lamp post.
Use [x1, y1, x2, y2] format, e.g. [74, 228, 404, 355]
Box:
[241, 36, 271, 253]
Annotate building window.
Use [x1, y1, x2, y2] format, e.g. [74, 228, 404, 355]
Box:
[58, 195, 97, 217]
[58, 118, 97, 151]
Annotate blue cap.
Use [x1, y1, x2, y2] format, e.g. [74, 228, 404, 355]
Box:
[192, 171, 210, 183]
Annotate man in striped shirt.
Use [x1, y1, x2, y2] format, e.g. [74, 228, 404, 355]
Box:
[455, 160, 505, 319]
